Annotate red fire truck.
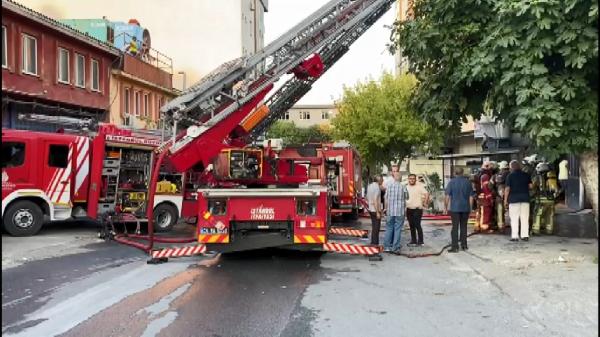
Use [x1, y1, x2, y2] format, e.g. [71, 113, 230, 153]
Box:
[1, 124, 199, 236]
[278, 142, 363, 219]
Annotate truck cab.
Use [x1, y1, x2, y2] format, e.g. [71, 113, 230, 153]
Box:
[2, 130, 82, 236]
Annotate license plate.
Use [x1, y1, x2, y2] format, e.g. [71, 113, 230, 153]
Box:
[200, 227, 228, 234]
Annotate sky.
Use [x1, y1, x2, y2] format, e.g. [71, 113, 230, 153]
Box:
[17, 0, 397, 104]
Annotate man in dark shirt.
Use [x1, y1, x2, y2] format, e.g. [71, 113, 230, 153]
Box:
[504, 160, 533, 241]
[444, 167, 475, 252]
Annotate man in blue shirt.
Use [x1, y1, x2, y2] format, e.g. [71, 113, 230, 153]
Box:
[384, 171, 409, 254]
[444, 167, 475, 252]
[504, 160, 533, 242]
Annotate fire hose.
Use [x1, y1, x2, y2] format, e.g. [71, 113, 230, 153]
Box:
[110, 143, 198, 253]
[397, 231, 481, 258]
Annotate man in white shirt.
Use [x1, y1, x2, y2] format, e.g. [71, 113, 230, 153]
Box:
[406, 174, 430, 246]
[366, 175, 384, 246]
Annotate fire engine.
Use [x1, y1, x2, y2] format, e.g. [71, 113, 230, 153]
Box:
[278, 142, 363, 219]
[1, 123, 200, 236]
[3, 0, 396, 259]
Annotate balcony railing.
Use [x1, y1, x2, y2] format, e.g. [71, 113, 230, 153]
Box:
[115, 32, 173, 75]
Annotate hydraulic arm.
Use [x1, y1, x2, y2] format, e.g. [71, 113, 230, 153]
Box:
[159, 0, 396, 173]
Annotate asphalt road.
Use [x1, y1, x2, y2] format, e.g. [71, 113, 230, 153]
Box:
[2, 218, 597, 337]
[2, 222, 333, 337]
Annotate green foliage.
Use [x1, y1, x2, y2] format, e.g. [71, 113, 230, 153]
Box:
[266, 121, 332, 145]
[427, 172, 441, 191]
[331, 73, 442, 168]
[390, 0, 598, 160]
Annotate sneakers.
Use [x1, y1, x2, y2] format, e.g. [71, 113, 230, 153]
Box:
[522, 237, 529, 242]
[418, 242, 425, 247]
[383, 248, 393, 253]
[407, 242, 418, 247]
[510, 238, 519, 242]
[390, 249, 402, 255]
[448, 247, 459, 253]
[461, 245, 468, 251]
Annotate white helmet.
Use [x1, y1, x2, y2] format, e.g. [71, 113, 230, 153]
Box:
[524, 154, 538, 163]
[498, 161, 508, 169]
[535, 162, 550, 173]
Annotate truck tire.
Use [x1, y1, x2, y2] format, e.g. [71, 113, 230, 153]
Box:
[153, 203, 178, 232]
[3, 200, 44, 236]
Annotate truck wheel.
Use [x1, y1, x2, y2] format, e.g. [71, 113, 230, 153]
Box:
[3, 200, 44, 236]
[153, 203, 178, 232]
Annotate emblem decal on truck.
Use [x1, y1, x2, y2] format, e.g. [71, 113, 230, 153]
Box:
[2, 171, 15, 190]
[250, 205, 275, 220]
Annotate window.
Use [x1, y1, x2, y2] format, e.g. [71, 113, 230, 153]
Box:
[91, 59, 100, 91]
[300, 111, 311, 120]
[75, 53, 85, 87]
[2, 26, 7, 68]
[143, 93, 149, 117]
[134, 91, 140, 116]
[22, 34, 37, 75]
[124, 88, 130, 115]
[321, 110, 331, 120]
[279, 112, 289, 120]
[48, 145, 69, 168]
[57, 48, 69, 83]
[1, 142, 25, 168]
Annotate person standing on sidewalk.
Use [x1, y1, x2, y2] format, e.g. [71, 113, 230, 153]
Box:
[406, 174, 430, 247]
[504, 160, 533, 242]
[444, 167, 475, 252]
[383, 171, 409, 255]
[366, 175, 384, 246]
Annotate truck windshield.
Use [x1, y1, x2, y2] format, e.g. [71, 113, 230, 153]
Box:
[1, 142, 26, 168]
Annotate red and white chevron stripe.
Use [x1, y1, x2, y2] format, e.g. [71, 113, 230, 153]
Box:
[323, 243, 381, 255]
[328, 227, 368, 238]
[151, 245, 207, 259]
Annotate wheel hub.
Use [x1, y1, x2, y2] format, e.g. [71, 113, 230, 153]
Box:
[13, 209, 34, 228]
[156, 211, 172, 228]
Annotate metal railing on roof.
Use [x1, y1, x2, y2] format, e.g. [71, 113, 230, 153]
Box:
[115, 32, 173, 74]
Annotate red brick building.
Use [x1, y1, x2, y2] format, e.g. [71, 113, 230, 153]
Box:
[1, 0, 121, 131]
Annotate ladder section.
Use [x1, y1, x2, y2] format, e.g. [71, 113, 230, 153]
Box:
[248, 0, 395, 140]
[162, 0, 392, 155]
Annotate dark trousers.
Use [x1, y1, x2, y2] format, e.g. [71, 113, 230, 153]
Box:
[406, 208, 424, 244]
[369, 211, 381, 245]
[450, 211, 469, 249]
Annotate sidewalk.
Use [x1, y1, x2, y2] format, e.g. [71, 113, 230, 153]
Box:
[307, 217, 598, 337]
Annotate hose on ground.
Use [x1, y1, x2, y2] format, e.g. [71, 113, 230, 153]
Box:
[396, 231, 481, 258]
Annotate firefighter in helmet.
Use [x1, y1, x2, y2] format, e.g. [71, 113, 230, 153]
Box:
[532, 161, 555, 235]
[494, 161, 510, 229]
[477, 161, 495, 232]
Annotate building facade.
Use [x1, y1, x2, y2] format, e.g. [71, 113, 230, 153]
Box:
[60, 17, 178, 131]
[1, 0, 120, 131]
[280, 104, 338, 128]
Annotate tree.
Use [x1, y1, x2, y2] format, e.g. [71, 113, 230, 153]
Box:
[266, 121, 332, 145]
[390, 0, 598, 223]
[331, 72, 442, 168]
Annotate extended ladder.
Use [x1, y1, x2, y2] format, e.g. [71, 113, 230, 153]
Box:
[160, 0, 396, 157]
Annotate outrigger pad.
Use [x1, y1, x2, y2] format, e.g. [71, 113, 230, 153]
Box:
[368, 254, 383, 262]
[147, 257, 168, 264]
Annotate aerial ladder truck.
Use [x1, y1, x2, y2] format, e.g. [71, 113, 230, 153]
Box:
[111, 0, 397, 259]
